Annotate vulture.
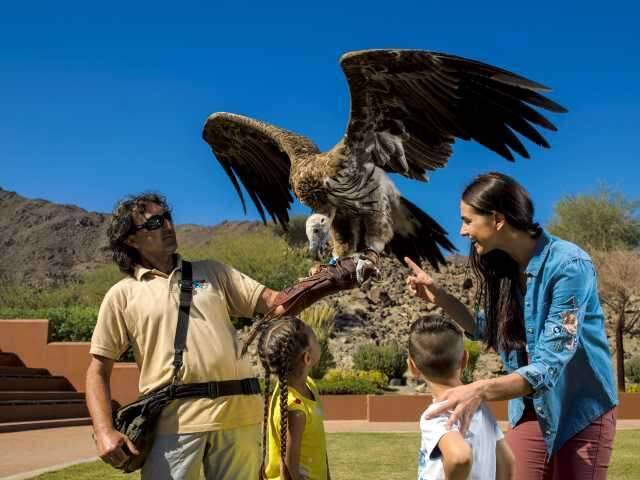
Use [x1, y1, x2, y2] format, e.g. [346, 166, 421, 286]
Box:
[203, 49, 566, 282]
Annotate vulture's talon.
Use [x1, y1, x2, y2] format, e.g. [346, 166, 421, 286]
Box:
[354, 254, 380, 285]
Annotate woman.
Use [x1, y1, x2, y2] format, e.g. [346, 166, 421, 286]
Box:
[405, 172, 617, 479]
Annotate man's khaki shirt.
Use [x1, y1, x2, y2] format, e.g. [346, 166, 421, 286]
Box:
[90, 256, 264, 434]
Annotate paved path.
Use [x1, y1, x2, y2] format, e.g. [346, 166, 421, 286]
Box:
[2, 421, 640, 479]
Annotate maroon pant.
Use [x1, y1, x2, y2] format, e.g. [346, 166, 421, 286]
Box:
[505, 407, 617, 480]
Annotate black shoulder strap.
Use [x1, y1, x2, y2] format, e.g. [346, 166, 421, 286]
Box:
[172, 260, 193, 383]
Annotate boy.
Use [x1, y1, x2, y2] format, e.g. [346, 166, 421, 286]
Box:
[407, 315, 514, 480]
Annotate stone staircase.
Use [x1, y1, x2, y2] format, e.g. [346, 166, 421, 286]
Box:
[0, 350, 91, 433]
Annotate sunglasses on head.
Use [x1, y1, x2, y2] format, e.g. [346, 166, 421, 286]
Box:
[131, 211, 172, 232]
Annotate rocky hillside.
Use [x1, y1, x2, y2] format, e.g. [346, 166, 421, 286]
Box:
[0, 187, 266, 285]
[0, 188, 112, 284]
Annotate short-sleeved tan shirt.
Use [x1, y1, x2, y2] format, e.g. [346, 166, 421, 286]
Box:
[90, 255, 265, 434]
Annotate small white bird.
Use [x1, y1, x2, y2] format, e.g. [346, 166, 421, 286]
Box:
[305, 213, 332, 260]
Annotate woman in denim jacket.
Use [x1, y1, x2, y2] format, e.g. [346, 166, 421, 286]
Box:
[405, 172, 618, 479]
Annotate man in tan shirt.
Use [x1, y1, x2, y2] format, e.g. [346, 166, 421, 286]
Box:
[86, 193, 297, 479]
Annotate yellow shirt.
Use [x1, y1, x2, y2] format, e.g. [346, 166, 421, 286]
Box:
[265, 377, 328, 480]
[90, 255, 264, 434]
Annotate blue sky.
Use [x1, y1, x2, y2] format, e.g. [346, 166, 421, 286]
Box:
[1, 1, 638, 253]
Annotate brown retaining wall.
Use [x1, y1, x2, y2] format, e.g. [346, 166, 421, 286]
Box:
[1, 319, 639, 421]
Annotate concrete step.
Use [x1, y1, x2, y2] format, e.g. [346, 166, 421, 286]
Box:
[0, 375, 74, 391]
[0, 417, 92, 433]
[0, 391, 85, 401]
[0, 366, 50, 376]
[0, 352, 23, 367]
[0, 399, 90, 423]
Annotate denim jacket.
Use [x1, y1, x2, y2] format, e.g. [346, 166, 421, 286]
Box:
[472, 230, 618, 455]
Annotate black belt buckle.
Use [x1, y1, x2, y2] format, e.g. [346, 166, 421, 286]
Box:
[207, 381, 221, 398]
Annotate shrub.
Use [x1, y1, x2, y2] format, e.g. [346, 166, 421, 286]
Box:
[0, 265, 123, 311]
[0, 306, 98, 341]
[184, 230, 312, 291]
[323, 368, 389, 388]
[352, 341, 408, 380]
[269, 215, 309, 249]
[462, 340, 482, 384]
[299, 304, 336, 379]
[316, 378, 383, 395]
[625, 355, 640, 384]
[626, 383, 640, 393]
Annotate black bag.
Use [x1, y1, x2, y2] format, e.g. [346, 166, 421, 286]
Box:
[110, 260, 260, 473]
[112, 384, 174, 472]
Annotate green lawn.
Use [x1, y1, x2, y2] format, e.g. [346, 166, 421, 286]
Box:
[34, 431, 640, 480]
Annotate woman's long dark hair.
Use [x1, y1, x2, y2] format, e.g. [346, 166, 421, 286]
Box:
[463, 172, 542, 352]
[256, 317, 311, 480]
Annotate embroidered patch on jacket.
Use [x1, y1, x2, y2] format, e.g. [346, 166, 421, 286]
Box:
[193, 280, 210, 289]
[560, 311, 578, 335]
[559, 310, 578, 350]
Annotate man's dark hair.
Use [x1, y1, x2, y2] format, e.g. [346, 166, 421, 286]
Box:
[408, 315, 465, 381]
[107, 192, 172, 275]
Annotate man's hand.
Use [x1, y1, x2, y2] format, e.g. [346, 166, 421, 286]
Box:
[94, 428, 139, 468]
[257, 288, 287, 317]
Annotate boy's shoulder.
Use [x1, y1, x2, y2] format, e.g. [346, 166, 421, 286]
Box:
[419, 401, 498, 436]
[419, 400, 453, 434]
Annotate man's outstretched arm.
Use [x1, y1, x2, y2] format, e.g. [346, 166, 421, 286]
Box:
[255, 256, 359, 318]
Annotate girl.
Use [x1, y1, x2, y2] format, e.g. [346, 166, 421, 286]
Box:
[405, 172, 617, 479]
[256, 316, 330, 480]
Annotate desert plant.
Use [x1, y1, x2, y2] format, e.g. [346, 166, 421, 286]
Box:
[352, 341, 408, 381]
[462, 339, 482, 384]
[299, 303, 336, 379]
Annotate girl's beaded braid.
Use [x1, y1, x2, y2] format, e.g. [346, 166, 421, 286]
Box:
[256, 317, 311, 480]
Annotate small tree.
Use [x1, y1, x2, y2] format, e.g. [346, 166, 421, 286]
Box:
[547, 188, 640, 252]
[593, 250, 640, 392]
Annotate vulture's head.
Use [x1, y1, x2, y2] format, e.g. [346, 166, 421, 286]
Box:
[305, 213, 331, 260]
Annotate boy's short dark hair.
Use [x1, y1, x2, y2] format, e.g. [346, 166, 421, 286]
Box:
[408, 315, 465, 381]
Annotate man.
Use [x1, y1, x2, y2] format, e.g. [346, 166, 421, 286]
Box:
[86, 193, 352, 479]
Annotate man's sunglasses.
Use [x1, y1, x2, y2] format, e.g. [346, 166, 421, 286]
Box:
[131, 212, 172, 232]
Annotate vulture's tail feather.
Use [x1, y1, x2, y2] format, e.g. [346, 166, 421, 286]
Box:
[388, 197, 456, 271]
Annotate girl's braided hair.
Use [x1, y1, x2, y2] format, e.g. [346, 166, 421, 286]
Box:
[257, 316, 311, 480]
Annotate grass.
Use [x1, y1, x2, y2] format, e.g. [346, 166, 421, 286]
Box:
[33, 430, 640, 479]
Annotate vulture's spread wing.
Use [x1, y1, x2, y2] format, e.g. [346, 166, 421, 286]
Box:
[341, 49, 567, 180]
[203, 112, 319, 226]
